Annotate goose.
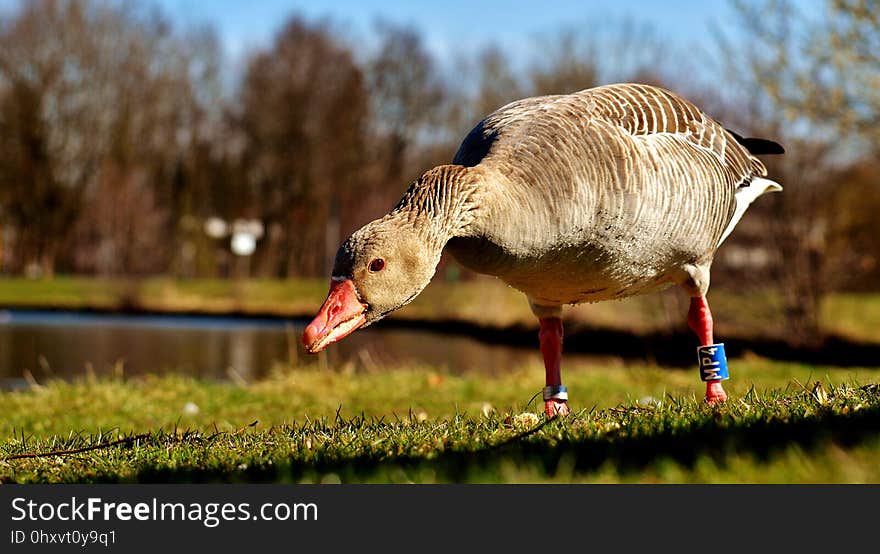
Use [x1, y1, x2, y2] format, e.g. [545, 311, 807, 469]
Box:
[302, 83, 783, 417]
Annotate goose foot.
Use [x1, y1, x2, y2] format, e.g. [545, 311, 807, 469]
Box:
[544, 399, 570, 418]
[705, 381, 728, 404]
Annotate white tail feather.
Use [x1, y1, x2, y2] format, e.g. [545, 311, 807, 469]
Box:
[717, 177, 782, 246]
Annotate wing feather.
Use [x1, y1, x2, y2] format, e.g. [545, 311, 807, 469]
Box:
[587, 84, 767, 185]
[453, 83, 776, 197]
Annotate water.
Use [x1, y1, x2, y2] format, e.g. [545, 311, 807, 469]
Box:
[0, 309, 550, 390]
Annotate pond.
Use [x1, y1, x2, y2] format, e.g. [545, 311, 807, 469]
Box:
[0, 309, 564, 390]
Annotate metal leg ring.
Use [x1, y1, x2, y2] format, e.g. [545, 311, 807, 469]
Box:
[543, 385, 568, 401]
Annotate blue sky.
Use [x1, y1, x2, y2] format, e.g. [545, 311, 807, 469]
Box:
[156, 0, 747, 63]
[0, 0, 824, 81]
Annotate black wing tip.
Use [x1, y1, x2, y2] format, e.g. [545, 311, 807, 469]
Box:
[741, 137, 785, 155]
[726, 128, 785, 155]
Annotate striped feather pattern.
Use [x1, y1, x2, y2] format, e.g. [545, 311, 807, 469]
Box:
[587, 84, 766, 182]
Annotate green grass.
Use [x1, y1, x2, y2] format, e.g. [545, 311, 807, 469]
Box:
[2, 276, 879, 342]
[0, 276, 329, 316]
[2, 358, 879, 483]
[822, 292, 880, 343]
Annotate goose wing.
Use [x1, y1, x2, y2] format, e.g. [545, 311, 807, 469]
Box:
[455, 83, 769, 189]
[453, 84, 780, 249]
[586, 83, 771, 187]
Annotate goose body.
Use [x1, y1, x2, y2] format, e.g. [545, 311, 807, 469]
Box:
[303, 83, 783, 415]
[447, 83, 780, 309]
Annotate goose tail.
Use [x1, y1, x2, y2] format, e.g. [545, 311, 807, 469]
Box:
[717, 177, 783, 246]
[726, 129, 785, 155]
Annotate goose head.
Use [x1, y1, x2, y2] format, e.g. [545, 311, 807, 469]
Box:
[301, 216, 443, 353]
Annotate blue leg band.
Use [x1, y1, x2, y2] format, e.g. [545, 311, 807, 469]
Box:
[697, 343, 729, 382]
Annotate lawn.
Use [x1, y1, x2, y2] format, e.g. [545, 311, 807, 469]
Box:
[2, 357, 879, 483]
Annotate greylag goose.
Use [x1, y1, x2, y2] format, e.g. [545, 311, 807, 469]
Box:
[303, 83, 783, 417]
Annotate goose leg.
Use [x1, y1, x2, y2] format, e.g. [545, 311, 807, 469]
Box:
[539, 317, 570, 417]
[687, 296, 728, 404]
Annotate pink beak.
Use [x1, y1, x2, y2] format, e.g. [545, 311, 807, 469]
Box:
[302, 279, 368, 353]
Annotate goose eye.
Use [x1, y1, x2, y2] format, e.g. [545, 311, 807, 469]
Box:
[369, 258, 385, 273]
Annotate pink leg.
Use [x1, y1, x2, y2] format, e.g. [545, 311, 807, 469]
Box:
[688, 296, 727, 404]
[539, 317, 570, 417]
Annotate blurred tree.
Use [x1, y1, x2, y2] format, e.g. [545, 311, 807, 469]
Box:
[716, 0, 880, 343]
[0, 0, 225, 276]
[346, 21, 452, 250]
[823, 160, 880, 291]
[446, 20, 674, 140]
[470, 46, 524, 117]
[163, 27, 230, 279]
[444, 45, 524, 142]
[733, 0, 880, 156]
[238, 17, 369, 277]
[528, 30, 599, 96]
[0, 0, 103, 276]
[367, 22, 446, 182]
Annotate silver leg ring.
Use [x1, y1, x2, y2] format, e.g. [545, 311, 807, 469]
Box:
[543, 385, 568, 401]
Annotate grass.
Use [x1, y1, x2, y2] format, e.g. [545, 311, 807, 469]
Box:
[1, 276, 879, 342]
[2, 357, 879, 483]
[0, 276, 328, 316]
